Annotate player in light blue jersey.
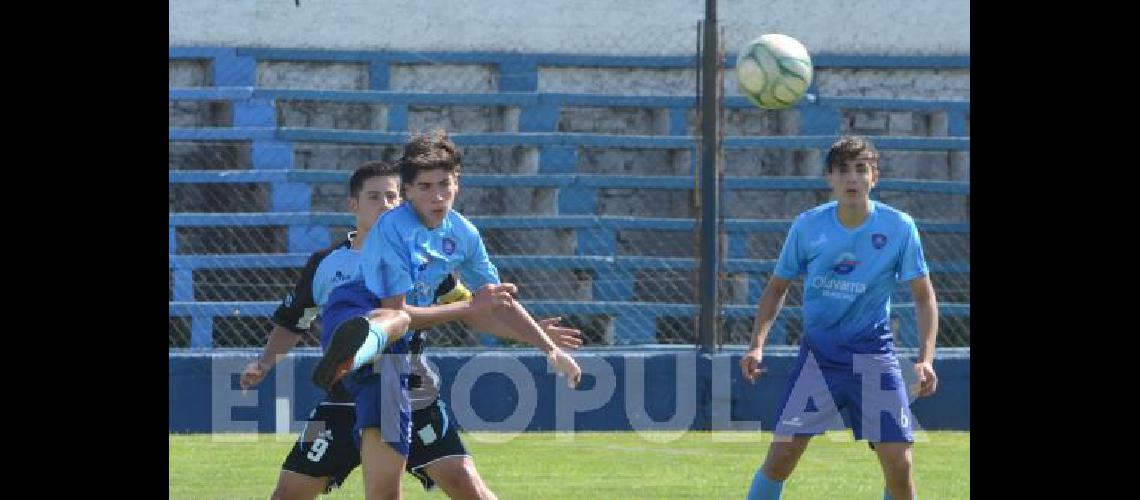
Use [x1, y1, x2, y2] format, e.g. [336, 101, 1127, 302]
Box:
[241, 160, 581, 499]
[740, 136, 939, 500]
[316, 129, 582, 499]
[239, 161, 409, 498]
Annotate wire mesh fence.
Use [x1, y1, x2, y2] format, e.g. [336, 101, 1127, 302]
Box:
[169, 21, 969, 349]
[170, 26, 727, 348]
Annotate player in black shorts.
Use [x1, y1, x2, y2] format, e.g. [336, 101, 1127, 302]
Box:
[241, 160, 582, 498]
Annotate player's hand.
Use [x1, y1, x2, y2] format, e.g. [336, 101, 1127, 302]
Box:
[739, 347, 767, 383]
[547, 348, 582, 388]
[911, 361, 938, 397]
[470, 283, 518, 314]
[239, 360, 270, 390]
[539, 317, 583, 350]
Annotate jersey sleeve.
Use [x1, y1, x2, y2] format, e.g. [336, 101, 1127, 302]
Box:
[896, 216, 930, 282]
[773, 216, 807, 280]
[361, 218, 414, 300]
[270, 250, 325, 334]
[458, 228, 500, 292]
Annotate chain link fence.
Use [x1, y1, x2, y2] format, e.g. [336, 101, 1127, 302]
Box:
[170, 23, 969, 349]
[170, 25, 716, 348]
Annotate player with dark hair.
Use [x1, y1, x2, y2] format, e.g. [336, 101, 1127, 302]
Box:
[316, 129, 583, 499]
[242, 159, 580, 499]
[740, 136, 939, 500]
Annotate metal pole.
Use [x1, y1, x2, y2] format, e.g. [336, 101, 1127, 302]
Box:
[698, 0, 719, 354]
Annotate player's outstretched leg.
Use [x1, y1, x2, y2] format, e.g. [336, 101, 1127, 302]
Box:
[425, 456, 497, 500]
[269, 471, 329, 500]
[313, 309, 410, 390]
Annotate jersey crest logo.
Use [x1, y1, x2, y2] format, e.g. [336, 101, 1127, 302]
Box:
[442, 237, 456, 255]
[871, 233, 887, 249]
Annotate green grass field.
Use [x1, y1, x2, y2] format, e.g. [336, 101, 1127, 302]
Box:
[170, 431, 968, 499]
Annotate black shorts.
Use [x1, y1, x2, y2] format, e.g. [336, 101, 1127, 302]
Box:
[407, 399, 470, 491]
[280, 398, 469, 492]
[281, 402, 359, 493]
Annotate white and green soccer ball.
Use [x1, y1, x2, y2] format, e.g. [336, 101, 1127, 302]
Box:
[736, 34, 813, 110]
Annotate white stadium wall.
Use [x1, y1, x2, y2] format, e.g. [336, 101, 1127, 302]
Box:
[169, 0, 968, 56]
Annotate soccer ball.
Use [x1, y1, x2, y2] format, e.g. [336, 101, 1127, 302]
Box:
[735, 34, 813, 110]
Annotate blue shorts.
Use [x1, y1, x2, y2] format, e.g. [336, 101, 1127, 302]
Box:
[323, 280, 415, 456]
[773, 331, 914, 443]
[342, 353, 414, 457]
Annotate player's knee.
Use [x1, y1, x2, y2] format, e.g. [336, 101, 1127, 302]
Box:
[761, 441, 808, 480]
[270, 481, 318, 500]
[450, 462, 482, 488]
[438, 461, 491, 499]
[879, 447, 913, 475]
[370, 308, 411, 334]
[390, 309, 411, 332]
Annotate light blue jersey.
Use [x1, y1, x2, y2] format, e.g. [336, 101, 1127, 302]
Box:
[774, 201, 928, 353]
[360, 202, 499, 307]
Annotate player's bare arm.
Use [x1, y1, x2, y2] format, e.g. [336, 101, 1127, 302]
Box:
[741, 275, 793, 383]
[910, 275, 939, 397]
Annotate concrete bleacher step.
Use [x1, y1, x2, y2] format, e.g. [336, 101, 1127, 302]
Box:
[169, 48, 969, 348]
